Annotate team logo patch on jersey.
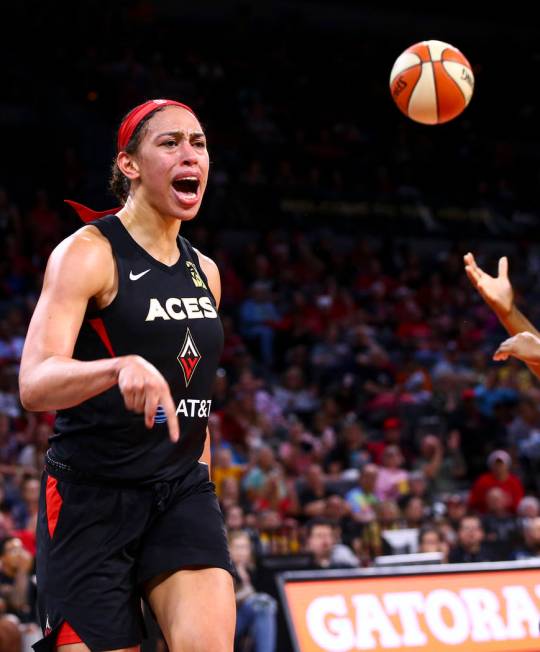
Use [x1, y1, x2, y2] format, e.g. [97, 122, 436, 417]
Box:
[177, 327, 201, 386]
[186, 261, 207, 289]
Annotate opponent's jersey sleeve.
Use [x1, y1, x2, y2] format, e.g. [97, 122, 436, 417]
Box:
[53, 215, 223, 483]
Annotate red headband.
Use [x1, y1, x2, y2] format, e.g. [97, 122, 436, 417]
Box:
[117, 99, 196, 152]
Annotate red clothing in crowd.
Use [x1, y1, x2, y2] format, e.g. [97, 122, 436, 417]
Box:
[468, 472, 525, 513]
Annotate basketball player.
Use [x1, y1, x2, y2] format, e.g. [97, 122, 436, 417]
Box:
[19, 100, 235, 651]
[464, 252, 540, 368]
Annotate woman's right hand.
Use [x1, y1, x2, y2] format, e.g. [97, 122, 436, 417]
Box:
[463, 252, 514, 316]
[493, 332, 540, 364]
[116, 355, 179, 442]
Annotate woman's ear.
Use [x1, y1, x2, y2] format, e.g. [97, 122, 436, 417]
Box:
[116, 151, 141, 181]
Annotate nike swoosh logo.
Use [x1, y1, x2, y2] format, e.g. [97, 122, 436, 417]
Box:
[129, 269, 151, 281]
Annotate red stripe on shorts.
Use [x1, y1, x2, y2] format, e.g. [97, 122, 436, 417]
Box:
[88, 317, 116, 357]
[56, 621, 82, 647]
[45, 475, 63, 538]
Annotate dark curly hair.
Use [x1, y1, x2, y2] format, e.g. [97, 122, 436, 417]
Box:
[109, 106, 167, 204]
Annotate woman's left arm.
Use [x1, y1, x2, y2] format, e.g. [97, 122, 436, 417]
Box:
[194, 250, 222, 473]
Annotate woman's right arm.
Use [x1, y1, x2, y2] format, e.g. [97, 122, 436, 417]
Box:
[463, 252, 540, 378]
[19, 228, 179, 441]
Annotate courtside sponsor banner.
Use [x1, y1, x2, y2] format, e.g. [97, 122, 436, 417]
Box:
[279, 562, 540, 652]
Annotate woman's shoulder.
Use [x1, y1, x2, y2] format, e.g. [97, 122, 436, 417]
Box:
[43, 225, 115, 293]
[190, 244, 219, 277]
[50, 225, 113, 264]
[186, 243, 221, 307]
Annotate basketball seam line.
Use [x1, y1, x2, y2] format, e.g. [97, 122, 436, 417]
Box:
[439, 61, 468, 107]
[390, 62, 422, 82]
[442, 47, 472, 69]
[431, 61, 439, 123]
[405, 63, 425, 117]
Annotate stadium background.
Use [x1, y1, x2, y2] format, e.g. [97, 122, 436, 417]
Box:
[2, 1, 540, 651]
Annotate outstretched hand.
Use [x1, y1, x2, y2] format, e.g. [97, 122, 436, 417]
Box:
[493, 332, 540, 364]
[463, 252, 513, 316]
[117, 355, 179, 442]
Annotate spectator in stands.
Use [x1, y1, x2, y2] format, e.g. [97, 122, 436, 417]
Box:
[345, 463, 379, 524]
[400, 495, 428, 529]
[304, 518, 358, 569]
[517, 495, 540, 522]
[322, 494, 356, 547]
[11, 475, 39, 533]
[508, 396, 540, 452]
[278, 415, 320, 477]
[468, 449, 525, 513]
[310, 322, 351, 386]
[229, 530, 277, 652]
[0, 614, 22, 652]
[212, 447, 245, 500]
[444, 493, 468, 530]
[242, 446, 279, 504]
[417, 525, 449, 562]
[225, 505, 246, 532]
[376, 500, 402, 531]
[239, 282, 281, 368]
[325, 416, 371, 476]
[509, 396, 540, 492]
[374, 445, 409, 501]
[297, 464, 331, 519]
[448, 388, 498, 482]
[512, 516, 540, 560]
[17, 419, 52, 475]
[273, 366, 319, 419]
[413, 432, 467, 499]
[252, 462, 299, 518]
[254, 509, 300, 555]
[221, 388, 271, 455]
[448, 515, 499, 563]
[0, 536, 36, 625]
[366, 417, 403, 465]
[235, 370, 283, 429]
[219, 476, 243, 513]
[406, 470, 430, 501]
[481, 487, 519, 559]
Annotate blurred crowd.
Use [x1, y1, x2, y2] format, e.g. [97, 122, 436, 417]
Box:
[3, 2, 540, 651]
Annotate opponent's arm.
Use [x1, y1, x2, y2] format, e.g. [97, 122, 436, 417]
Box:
[195, 249, 222, 472]
[19, 228, 179, 441]
[464, 252, 540, 378]
[493, 332, 540, 364]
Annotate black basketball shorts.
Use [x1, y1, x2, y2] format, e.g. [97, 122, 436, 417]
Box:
[32, 456, 233, 651]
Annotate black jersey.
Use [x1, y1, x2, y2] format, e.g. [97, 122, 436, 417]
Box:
[52, 215, 223, 484]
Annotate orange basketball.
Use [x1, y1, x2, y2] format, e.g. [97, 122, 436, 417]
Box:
[389, 40, 474, 125]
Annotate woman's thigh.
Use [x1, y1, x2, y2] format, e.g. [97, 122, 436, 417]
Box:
[146, 567, 235, 652]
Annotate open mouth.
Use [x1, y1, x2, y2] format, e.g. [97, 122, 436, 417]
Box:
[172, 177, 200, 196]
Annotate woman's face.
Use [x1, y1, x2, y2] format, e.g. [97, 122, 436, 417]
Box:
[129, 106, 209, 221]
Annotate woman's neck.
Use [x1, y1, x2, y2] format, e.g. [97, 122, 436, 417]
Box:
[117, 195, 181, 266]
